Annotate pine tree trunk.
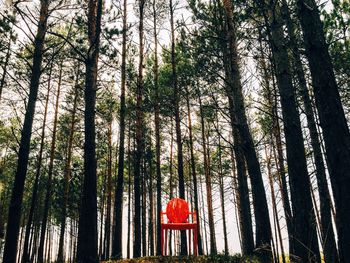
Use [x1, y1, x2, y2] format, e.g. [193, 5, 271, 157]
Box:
[256, 0, 321, 261]
[141, 160, 147, 256]
[22, 64, 52, 263]
[76, 0, 103, 262]
[216, 116, 228, 255]
[112, 0, 127, 258]
[148, 145, 154, 256]
[133, 0, 146, 257]
[37, 58, 63, 263]
[169, 0, 187, 255]
[222, 0, 272, 259]
[57, 66, 80, 263]
[198, 93, 217, 255]
[257, 31, 295, 255]
[2, 1, 49, 262]
[126, 123, 132, 259]
[280, 1, 339, 261]
[103, 121, 113, 259]
[265, 146, 286, 263]
[153, 0, 163, 255]
[185, 88, 204, 255]
[296, 0, 350, 261]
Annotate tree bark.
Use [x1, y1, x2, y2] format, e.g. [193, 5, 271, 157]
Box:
[256, 0, 321, 261]
[2, 1, 49, 262]
[57, 66, 80, 263]
[112, 0, 127, 258]
[76, 0, 103, 262]
[185, 87, 204, 255]
[133, 0, 146, 257]
[169, 0, 187, 255]
[280, 1, 339, 261]
[198, 92, 217, 255]
[152, 0, 163, 255]
[222, 0, 272, 260]
[22, 63, 52, 263]
[296, 0, 350, 260]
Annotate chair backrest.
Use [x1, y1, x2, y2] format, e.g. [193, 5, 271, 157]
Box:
[166, 198, 190, 223]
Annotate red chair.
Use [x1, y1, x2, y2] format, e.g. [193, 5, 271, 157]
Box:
[161, 198, 198, 256]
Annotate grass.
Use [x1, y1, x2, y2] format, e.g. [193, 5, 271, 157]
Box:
[102, 254, 261, 263]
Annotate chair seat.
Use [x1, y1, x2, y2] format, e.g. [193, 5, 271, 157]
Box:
[162, 222, 197, 230]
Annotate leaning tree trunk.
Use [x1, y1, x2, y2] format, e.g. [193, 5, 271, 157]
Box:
[296, 0, 350, 261]
[2, 1, 49, 262]
[133, 0, 146, 257]
[257, 32, 294, 255]
[22, 63, 53, 263]
[256, 0, 321, 261]
[221, 33, 254, 257]
[222, 0, 272, 260]
[112, 0, 127, 258]
[280, 1, 338, 261]
[76, 0, 103, 262]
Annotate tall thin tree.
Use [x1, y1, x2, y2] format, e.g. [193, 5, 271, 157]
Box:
[76, 0, 103, 261]
[2, 1, 50, 261]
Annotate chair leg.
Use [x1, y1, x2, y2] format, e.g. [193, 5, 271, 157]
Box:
[188, 229, 192, 255]
[194, 227, 198, 256]
[165, 229, 168, 256]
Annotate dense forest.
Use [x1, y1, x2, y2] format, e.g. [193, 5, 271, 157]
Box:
[0, 0, 349, 262]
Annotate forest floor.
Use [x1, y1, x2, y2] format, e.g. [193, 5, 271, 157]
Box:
[102, 255, 261, 263]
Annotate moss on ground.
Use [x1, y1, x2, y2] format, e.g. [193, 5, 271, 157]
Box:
[103, 254, 261, 263]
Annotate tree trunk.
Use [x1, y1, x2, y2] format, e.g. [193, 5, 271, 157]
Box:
[296, 0, 350, 261]
[126, 122, 132, 259]
[76, 0, 103, 262]
[265, 146, 286, 263]
[280, 1, 339, 261]
[133, 0, 145, 257]
[168, 0, 187, 255]
[141, 159, 147, 256]
[2, 1, 49, 262]
[256, 1, 321, 261]
[198, 92, 217, 255]
[37, 58, 63, 263]
[112, 0, 127, 258]
[57, 66, 80, 263]
[222, 0, 272, 260]
[216, 115, 228, 255]
[185, 87, 204, 255]
[22, 63, 52, 263]
[103, 121, 113, 259]
[152, 0, 163, 255]
[257, 31, 294, 255]
[147, 144, 154, 256]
